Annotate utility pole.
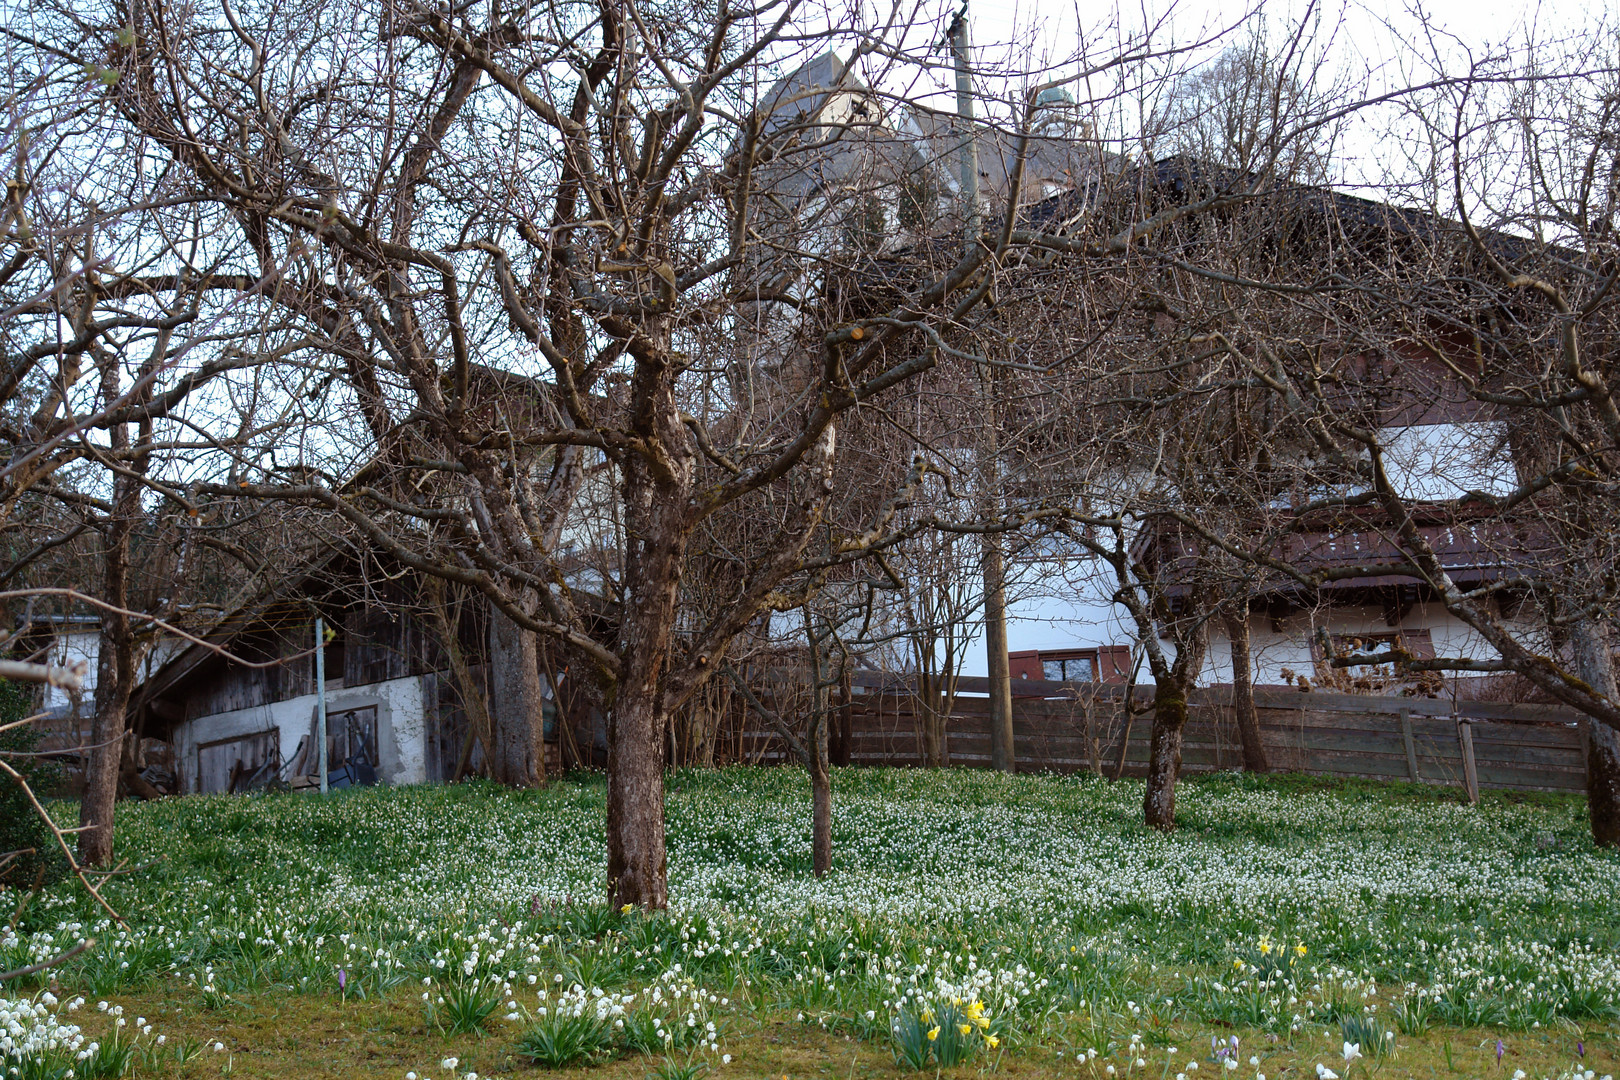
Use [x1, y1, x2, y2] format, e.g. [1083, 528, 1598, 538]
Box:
[315, 615, 329, 794]
[949, 6, 1016, 773]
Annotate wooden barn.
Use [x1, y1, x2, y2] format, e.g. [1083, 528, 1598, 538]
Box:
[125, 557, 584, 795]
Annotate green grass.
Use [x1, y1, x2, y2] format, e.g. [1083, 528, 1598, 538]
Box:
[4, 768, 1618, 1079]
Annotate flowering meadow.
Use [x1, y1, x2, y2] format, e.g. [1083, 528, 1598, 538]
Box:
[3, 768, 1619, 1079]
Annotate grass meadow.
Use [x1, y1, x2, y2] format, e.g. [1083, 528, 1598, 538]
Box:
[4, 768, 1619, 1080]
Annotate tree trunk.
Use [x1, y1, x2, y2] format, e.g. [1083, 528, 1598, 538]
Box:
[832, 669, 853, 767]
[916, 674, 947, 768]
[79, 398, 142, 867]
[1571, 617, 1620, 846]
[79, 627, 132, 866]
[1224, 601, 1269, 772]
[606, 374, 690, 910]
[984, 534, 1016, 773]
[488, 605, 547, 787]
[1143, 681, 1188, 831]
[608, 600, 675, 909]
[806, 616, 834, 878]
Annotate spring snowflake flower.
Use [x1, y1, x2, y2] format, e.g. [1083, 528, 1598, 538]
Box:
[213, 1042, 226, 1052]
[722, 1055, 732, 1065]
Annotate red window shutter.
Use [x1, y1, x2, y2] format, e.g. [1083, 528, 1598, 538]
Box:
[1401, 629, 1435, 660]
[1008, 650, 1044, 682]
[1099, 645, 1133, 684]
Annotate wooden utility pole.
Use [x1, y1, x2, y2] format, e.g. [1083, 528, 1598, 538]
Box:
[949, 5, 1015, 773]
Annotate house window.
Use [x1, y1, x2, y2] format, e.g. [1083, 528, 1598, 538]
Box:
[1326, 629, 1435, 662]
[1040, 650, 1097, 683]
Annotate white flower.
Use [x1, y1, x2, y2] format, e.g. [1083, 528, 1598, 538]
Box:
[407, 1073, 417, 1079]
[1342, 1042, 1362, 1063]
[1315, 1066, 1339, 1080]
[440, 1058, 458, 1070]
[213, 1041, 226, 1052]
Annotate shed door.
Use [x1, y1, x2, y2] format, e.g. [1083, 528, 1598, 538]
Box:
[197, 730, 278, 794]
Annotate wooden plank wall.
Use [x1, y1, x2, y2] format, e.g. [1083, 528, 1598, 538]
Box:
[741, 673, 1589, 793]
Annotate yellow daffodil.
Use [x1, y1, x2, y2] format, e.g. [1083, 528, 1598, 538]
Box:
[620, 904, 634, 914]
[1296, 943, 1308, 957]
[1259, 936, 1273, 956]
[926, 1026, 940, 1042]
[1234, 958, 1245, 970]
[958, 1023, 972, 1036]
[985, 1035, 1000, 1049]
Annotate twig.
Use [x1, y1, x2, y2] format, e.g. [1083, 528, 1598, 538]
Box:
[0, 758, 128, 927]
[0, 659, 87, 691]
[0, 938, 96, 984]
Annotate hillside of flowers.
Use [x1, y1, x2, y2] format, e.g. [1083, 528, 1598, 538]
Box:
[4, 768, 1619, 1078]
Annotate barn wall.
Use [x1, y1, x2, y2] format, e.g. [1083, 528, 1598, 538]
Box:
[172, 674, 428, 793]
[182, 623, 317, 722]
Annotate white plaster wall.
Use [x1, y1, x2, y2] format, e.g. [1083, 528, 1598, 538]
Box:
[173, 674, 427, 793]
[957, 566, 1525, 688]
[42, 633, 186, 712]
[1200, 602, 1517, 687]
[40, 631, 100, 711]
[1379, 422, 1515, 501]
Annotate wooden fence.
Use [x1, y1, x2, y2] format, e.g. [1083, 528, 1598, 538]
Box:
[742, 672, 1592, 795]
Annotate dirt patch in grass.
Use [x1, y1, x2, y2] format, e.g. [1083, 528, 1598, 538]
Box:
[74, 985, 1618, 1080]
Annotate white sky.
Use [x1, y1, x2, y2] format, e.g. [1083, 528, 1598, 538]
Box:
[963, 0, 1601, 70]
[798, 0, 1613, 203]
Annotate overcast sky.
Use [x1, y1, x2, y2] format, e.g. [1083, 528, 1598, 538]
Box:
[961, 0, 1601, 71]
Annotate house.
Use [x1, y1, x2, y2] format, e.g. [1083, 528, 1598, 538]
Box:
[981, 158, 1548, 694]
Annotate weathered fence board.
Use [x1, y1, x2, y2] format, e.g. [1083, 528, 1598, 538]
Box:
[820, 673, 1589, 793]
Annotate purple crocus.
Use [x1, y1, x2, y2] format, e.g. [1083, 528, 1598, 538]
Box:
[1495, 1039, 1504, 1064]
[337, 968, 348, 992]
[1577, 1041, 1585, 1058]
